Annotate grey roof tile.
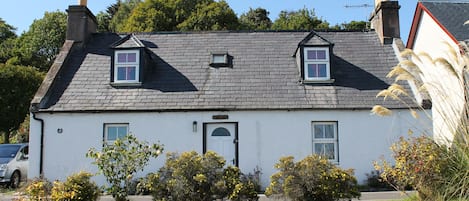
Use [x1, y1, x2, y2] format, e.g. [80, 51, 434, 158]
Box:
[421, 2, 469, 41]
[38, 31, 411, 112]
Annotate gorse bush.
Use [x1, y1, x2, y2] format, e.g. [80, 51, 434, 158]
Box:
[86, 134, 163, 201]
[22, 177, 52, 201]
[265, 155, 360, 201]
[51, 171, 100, 201]
[149, 151, 258, 201]
[373, 45, 469, 200]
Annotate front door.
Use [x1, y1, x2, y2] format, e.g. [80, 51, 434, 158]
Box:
[204, 123, 238, 166]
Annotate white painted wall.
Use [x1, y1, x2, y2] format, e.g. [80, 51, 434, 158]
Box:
[29, 109, 430, 188]
[412, 11, 465, 144]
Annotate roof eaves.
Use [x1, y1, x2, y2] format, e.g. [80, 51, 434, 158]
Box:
[31, 40, 76, 112]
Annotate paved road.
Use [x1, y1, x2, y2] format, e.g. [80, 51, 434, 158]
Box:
[0, 191, 415, 201]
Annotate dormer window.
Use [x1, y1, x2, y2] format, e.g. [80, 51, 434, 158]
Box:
[304, 47, 330, 81]
[114, 50, 140, 83]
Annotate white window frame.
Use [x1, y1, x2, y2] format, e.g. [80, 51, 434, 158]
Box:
[114, 50, 140, 83]
[312, 121, 338, 162]
[303, 47, 330, 81]
[104, 123, 129, 144]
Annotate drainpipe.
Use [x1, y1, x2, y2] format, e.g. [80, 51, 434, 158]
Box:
[32, 113, 44, 176]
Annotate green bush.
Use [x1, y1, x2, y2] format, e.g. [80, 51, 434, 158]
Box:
[265, 155, 360, 201]
[86, 134, 163, 201]
[149, 151, 258, 201]
[51, 171, 100, 201]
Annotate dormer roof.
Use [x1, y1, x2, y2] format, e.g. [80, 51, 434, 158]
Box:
[110, 34, 146, 49]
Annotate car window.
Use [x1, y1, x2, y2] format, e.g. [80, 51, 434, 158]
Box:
[0, 145, 21, 158]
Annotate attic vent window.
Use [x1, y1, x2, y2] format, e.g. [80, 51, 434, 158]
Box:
[210, 53, 230, 67]
[304, 47, 330, 81]
[114, 50, 140, 84]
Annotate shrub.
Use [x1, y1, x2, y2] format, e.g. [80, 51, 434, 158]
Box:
[22, 177, 53, 201]
[51, 171, 100, 201]
[265, 155, 360, 201]
[363, 170, 395, 191]
[149, 151, 258, 201]
[86, 134, 163, 201]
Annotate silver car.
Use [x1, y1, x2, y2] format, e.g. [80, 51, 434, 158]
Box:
[0, 143, 28, 188]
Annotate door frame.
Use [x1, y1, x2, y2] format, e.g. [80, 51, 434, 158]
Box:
[203, 122, 239, 166]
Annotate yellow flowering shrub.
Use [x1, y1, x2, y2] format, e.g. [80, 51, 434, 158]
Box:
[265, 155, 360, 201]
[50, 171, 100, 201]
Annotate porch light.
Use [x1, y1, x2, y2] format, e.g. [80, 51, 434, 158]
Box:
[193, 121, 197, 132]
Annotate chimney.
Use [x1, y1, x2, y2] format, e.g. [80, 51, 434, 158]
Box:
[66, 2, 97, 44]
[370, 0, 400, 44]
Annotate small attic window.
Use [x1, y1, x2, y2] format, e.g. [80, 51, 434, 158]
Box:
[210, 53, 230, 67]
[114, 50, 140, 84]
[303, 47, 330, 81]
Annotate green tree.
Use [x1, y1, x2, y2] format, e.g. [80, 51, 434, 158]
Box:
[0, 18, 17, 64]
[341, 20, 369, 30]
[97, 1, 121, 32]
[109, 0, 142, 32]
[177, 0, 239, 31]
[0, 64, 44, 143]
[239, 7, 272, 30]
[13, 11, 67, 71]
[87, 134, 163, 201]
[0, 18, 16, 44]
[122, 0, 173, 32]
[272, 8, 330, 30]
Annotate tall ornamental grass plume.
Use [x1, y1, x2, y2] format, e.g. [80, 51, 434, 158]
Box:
[372, 43, 469, 201]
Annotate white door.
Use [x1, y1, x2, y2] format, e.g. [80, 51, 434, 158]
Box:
[205, 123, 237, 166]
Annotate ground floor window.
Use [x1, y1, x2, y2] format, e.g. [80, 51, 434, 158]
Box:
[312, 121, 338, 162]
[104, 123, 129, 144]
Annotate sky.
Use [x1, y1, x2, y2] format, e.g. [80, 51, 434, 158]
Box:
[0, 0, 418, 43]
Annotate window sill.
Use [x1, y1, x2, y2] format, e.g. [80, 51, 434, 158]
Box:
[302, 79, 335, 84]
[110, 82, 142, 87]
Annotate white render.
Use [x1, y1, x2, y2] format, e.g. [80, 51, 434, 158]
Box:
[29, 109, 429, 188]
[411, 11, 465, 145]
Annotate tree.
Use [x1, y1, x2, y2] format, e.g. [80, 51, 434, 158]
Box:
[0, 64, 44, 143]
[14, 11, 67, 71]
[341, 20, 369, 30]
[239, 8, 272, 30]
[0, 18, 16, 44]
[109, 0, 142, 32]
[87, 134, 163, 201]
[272, 8, 330, 30]
[0, 18, 17, 64]
[177, 0, 239, 31]
[97, 1, 121, 32]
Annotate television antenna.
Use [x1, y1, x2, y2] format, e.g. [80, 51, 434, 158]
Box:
[344, 4, 373, 8]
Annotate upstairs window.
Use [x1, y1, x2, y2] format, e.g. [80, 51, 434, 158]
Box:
[114, 50, 140, 83]
[304, 47, 330, 81]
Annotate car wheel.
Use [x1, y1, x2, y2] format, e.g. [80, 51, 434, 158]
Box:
[10, 171, 20, 188]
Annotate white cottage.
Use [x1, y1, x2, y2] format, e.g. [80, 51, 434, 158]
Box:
[406, 1, 469, 144]
[29, 1, 428, 188]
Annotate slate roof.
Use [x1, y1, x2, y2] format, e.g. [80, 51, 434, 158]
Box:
[35, 31, 410, 112]
[421, 1, 469, 41]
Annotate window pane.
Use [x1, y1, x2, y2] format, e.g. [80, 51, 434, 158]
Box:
[314, 143, 335, 160]
[307, 50, 317, 60]
[127, 67, 136, 80]
[213, 55, 226, 63]
[325, 124, 334, 138]
[117, 67, 126, 80]
[316, 50, 326, 59]
[117, 53, 126, 63]
[127, 53, 136, 62]
[212, 127, 231, 136]
[314, 124, 324, 138]
[318, 64, 327, 77]
[308, 64, 318, 78]
[107, 127, 117, 141]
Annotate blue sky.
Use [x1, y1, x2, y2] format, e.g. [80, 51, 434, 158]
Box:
[0, 0, 418, 43]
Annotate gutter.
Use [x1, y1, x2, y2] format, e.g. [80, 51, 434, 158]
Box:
[31, 113, 44, 176]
